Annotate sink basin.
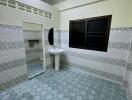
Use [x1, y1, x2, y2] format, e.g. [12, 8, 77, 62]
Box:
[48, 48, 64, 54]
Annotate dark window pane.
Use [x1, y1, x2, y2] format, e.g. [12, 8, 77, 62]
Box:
[69, 15, 112, 52]
[85, 36, 107, 51]
[87, 18, 108, 32]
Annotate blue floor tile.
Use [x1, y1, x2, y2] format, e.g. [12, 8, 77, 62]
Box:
[27, 63, 44, 78]
[0, 67, 127, 100]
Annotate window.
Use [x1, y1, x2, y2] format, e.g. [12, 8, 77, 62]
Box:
[69, 15, 112, 52]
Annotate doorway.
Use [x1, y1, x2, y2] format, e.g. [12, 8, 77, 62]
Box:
[23, 22, 45, 79]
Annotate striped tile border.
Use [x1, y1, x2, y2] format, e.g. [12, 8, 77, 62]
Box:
[26, 50, 43, 56]
[59, 27, 132, 33]
[27, 58, 42, 64]
[61, 51, 127, 68]
[23, 30, 42, 33]
[0, 24, 22, 29]
[108, 42, 130, 50]
[61, 61, 123, 83]
[111, 27, 132, 32]
[59, 27, 132, 50]
[60, 40, 131, 50]
[0, 58, 26, 73]
[26, 54, 43, 61]
[25, 48, 43, 54]
[0, 41, 25, 51]
[0, 74, 28, 92]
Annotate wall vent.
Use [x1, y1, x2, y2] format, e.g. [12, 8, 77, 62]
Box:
[8, 0, 16, 8]
[0, 0, 7, 6]
[45, 11, 49, 17]
[18, 2, 25, 11]
[33, 8, 38, 14]
[26, 5, 32, 12]
[0, 0, 53, 19]
[39, 10, 43, 16]
[49, 13, 52, 18]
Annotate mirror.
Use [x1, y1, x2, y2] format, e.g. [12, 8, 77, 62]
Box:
[23, 22, 45, 79]
[48, 28, 54, 45]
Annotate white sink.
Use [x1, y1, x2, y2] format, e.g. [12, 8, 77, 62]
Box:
[48, 48, 64, 54]
[48, 48, 64, 71]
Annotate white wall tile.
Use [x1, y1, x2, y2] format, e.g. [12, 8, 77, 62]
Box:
[62, 55, 124, 76]
[0, 48, 26, 63]
[0, 24, 27, 87]
[0, 65, 27, 84]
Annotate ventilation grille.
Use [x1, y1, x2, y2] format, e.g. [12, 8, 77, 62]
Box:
[8, 0, 16, 8]
[26, 5, 32, 12]
[0, 0, 7, 6]
[45, 11, 49, 17]
[33, 8, 38, 14]
[0, 0, 53, 19]
[49, 13, 52, 18]
[39, 10, 43, 16]
[18, 2, 25, 11]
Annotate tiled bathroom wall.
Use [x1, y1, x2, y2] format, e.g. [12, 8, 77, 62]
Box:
[127, 40, 132, 100]
[0, 24, 28, 91]
[44, 29, 55, 68]
[58, 27, 132, 84]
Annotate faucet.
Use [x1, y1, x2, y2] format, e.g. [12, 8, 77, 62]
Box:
[53, 44, 56, 49]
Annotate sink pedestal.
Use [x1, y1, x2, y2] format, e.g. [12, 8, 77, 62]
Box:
[55, 54, 59, 71]
[48, 48, 64, 71]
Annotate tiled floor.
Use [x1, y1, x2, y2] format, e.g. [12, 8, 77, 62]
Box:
[27, 63, 44, 78]
[0, 68, 127, 100]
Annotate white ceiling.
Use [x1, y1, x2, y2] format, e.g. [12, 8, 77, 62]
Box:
[41, 0, 66, 5]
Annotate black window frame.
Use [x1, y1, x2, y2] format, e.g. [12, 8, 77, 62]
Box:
[69, 15, 112, 52]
